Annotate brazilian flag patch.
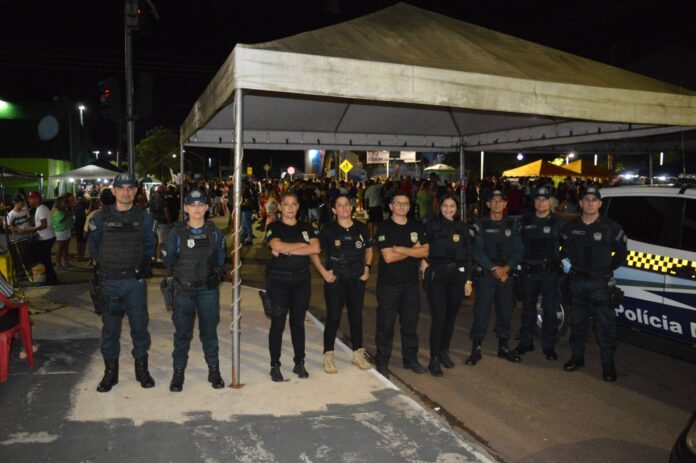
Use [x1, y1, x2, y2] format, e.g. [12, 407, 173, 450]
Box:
[378, 235, 385, 242]
[266, 229, 273, 237]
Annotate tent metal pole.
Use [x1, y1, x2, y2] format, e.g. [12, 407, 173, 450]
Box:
[230, 88, 244, 388]
[459, 142, 466, 222]
[480, 151, 485, 181]
[179, 144, 185, 221]
[648, 151, 653, 185]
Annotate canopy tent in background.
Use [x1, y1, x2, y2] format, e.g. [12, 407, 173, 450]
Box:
[0, 165, 43, 199]
[179, 2, 696, 388]
[566, 159, 613, 178]
[502, 160, 577, 178]
[424, 164, 458, 173]
[49, 163, 123, 196]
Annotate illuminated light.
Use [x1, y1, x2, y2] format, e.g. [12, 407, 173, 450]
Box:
[287, 166, 296, 175]
[594, 154, 598, 166]
[172, 153, 177, 158]
[308, 149, 319, 159]
[69, 177, 75, 183]
[516, 152, 524, 161]
[568, 152, 576, 158]
[97, 178, 101, 182]
[107, 151, 112, 155]
[0, 100, 8, 111]
[0, 99, 19, 119]
[77, 104, 86, 111]
[660, 152, 664, 166]
[103, 179, 109, 184]
[93, 150, 100, 155]
[657, 176, 667, 181]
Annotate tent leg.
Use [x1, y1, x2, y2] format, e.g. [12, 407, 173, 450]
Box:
[648, 152, 653, 185]
[230, 88, 245, 389]
[179, 144, 185, 221]
[480, 151, 485, 181]
[459, 142, 466, 222]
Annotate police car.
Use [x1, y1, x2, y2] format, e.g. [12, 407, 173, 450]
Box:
[599, 177, 696, 350]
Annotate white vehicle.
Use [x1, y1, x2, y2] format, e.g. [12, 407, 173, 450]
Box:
[600, 180, 696, 348]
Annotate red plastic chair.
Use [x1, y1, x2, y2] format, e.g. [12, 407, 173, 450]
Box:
[0, 294, 34, 382]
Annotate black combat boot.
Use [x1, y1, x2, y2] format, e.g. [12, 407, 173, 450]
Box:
[292, 361, 309, 379]
[498, 339, 522, 363]
[439, 351, 455, 369]
[270, 363, 284, 382]
[465, 341, 482, 365]
[96, 359, 119, 393]
[134, 357, 155, 388]
[512, 342, 535, 356]
[428, 355, 444, 377]
[543, 348, 558, 361]
[169, 368, 185, 392]
[208, 364, 225, 389]
[376, 362, 390, 379]
[602, 363, 617, 382]
[563, 356, 585, 372]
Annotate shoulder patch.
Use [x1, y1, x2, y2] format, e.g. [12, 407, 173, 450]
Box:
[378, 235, 386, 242]
[266, 229, 273, 237]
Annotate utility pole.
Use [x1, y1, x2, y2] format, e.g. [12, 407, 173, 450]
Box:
[124, 0, 137, 176]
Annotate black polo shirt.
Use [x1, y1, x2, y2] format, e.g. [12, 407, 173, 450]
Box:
[265, 221, 317, 272]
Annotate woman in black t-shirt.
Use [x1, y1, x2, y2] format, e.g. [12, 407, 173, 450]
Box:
[264, 192, 320, 382]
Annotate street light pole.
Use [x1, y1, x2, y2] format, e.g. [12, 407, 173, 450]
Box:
[124, 0, 136, 176]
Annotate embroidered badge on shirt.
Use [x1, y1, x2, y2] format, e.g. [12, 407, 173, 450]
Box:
[505, 229, 512, 237]
[410, 232, 418, 243]
[543, 226, 551, 234]
[334, 239, 341, 247]
[187, 238, 195, 248]
[452, 234, 460, 243]
[355, 241, 363, 249]
[593, 232, 603, 241]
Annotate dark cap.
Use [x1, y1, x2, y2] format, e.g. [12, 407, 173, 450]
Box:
[185, 189, 207, 205]
[579, 187, 602, 200]
[486, 189, 506, 201]
[532, 187, 552, 199]
[113, 173, 137, 187]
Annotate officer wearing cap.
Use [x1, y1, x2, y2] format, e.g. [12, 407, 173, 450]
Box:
[513, 186, 563, 360]
[560, 186, 627, 382]
[466, 189, 524, 365]
[421, 195, 472, 377]
[310, 194, 373, 374]
[163, 189, 226, 392]
[88, 173, 156, 392]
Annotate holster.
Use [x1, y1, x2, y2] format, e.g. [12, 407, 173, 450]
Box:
[102, 294, 125, 317]
[423, 267, 434, 291]
[609, 286, 624, 310]
[88, 274, 102, 315]
[258, 289, 286, 318]
[160, 277, 175, 312]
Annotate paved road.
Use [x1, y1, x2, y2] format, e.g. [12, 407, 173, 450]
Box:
[237, 239, 696, 463]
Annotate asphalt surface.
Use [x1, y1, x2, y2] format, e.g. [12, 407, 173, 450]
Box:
[237, 222, 696, 463]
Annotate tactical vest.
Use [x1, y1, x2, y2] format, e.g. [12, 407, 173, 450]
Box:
[429, 217, 468, 265]
[569, 219, 615, 272]
[100, 205, 144, 272]
[327, 223, 366, 279]
[521, 213, 561, 263]
[172, 222, 217, 284]
[479, 217, 515, 266]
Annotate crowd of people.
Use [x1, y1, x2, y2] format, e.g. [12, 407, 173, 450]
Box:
[1, 170, 627, 392]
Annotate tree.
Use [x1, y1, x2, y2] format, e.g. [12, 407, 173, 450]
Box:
[134, 126, 178, 180]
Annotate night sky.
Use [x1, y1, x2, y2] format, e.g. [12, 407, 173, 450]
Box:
[1, 0, 695, 152]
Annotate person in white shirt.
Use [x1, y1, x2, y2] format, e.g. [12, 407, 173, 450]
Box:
[7, 196, 31, 242]
[22, 192, 58, 285]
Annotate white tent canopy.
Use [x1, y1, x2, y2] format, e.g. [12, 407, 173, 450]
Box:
[51, 164, 121, 181]
[181, 3, 696, 153]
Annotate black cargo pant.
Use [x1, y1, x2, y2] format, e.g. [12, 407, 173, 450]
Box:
[518, 271, 560, 350]
[470, 275, 514, 342]
[323, 277, 365, 352]
[375, 281, 420, 366]
[267, 270, 311, 366]
[426, 267, 466, 356]
[568, 278, 616, 364]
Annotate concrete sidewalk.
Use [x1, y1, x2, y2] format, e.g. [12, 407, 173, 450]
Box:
[1, 281, 495, 462]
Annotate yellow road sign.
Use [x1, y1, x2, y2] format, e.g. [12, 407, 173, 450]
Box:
[246, 166, 253, 175]
[339, 159, 353, 174]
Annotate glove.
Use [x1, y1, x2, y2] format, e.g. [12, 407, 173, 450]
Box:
[207, 266, 225, 288]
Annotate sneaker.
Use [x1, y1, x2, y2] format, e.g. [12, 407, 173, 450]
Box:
[323, 351, 338, 374]
[351, 348, 372, 370]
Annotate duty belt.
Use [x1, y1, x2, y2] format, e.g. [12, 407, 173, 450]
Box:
[101, 269, 139, 280]
[267, 267, 309, 281]
[175, 278, 207, 289]
[522, 261, 559, 274]
[430, 262, 462, 271]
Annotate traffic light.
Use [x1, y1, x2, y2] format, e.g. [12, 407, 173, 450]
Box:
[98, 77, 123, 121]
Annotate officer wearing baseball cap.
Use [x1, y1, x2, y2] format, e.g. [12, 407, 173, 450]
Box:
[163, 189, 226, 392]
[513, 186, 563, 360]
[88, 172, 156, 392]
[560, 185, 627, 382]
[466, 189, 524, 365]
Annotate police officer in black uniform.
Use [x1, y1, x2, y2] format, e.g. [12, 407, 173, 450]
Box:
[466, 189, 524, 365]
[374, 192, 429, 379]
[513, 186, 563, 360]
[265, 192, 320, 382]
[88, 173, 156, 392]
[311, 194, 373, 374]
[163, 189, 226, 392]
[421, 195, 472, 376]
[560, 186, 628, 382]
